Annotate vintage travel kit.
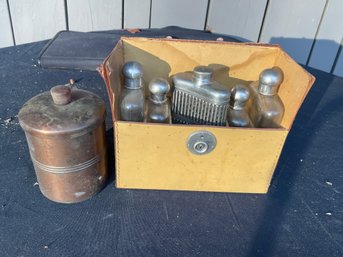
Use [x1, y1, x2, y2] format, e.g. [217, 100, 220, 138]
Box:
[19, 35, 315, 203]
[99, 37, 315, 195]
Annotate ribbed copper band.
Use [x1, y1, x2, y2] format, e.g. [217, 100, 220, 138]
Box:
[31, 155, 100, 174]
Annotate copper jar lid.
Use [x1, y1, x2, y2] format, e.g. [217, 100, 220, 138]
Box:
[18, 84, 107, 203]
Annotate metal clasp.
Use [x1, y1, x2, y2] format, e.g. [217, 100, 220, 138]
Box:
[187, 130, 217, 155]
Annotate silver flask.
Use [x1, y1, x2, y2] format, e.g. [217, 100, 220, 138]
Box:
[171, 66, 230, 126]
[120, 61, 145, 122]
[250, 66, 285, 128]
[227, 85, 253, 127]
[147, 78, 171, 123]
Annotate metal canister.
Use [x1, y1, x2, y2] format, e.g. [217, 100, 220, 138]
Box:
[18, 84, 107, 203]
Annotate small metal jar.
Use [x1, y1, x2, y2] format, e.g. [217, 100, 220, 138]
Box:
[18, 84, 107, 203]
[147, 78, 171, 123]
[227, 84, 253, 127]
[250, 66, 285, 128]
[120, 61, 145, 122]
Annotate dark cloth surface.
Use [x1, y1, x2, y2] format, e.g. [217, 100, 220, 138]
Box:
[0, 29, 343, 257]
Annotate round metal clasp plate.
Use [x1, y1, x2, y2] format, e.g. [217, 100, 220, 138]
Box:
[187, 131, 217, 155]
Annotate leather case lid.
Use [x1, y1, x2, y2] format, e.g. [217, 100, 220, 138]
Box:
[38, 27, 241, 71]
[38, 31, 122, 71]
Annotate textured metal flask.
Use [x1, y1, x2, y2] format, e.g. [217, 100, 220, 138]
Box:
[120, 61, 145, 122]
[147, 78, 171, 123]
[18, 84, 107, 203]
[171, 66, 230, 126]
[250, 66, 285, 128]
[227, 85, 252, 127]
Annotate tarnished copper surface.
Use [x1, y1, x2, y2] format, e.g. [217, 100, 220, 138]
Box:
[18, 86, 107, 203]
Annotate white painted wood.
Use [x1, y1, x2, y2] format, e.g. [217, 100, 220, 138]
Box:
[259, 0, 326, 65]
[333, 45, 343, 77]
[124, 0, 150, 29]
[206, 0, 267, 42]
[0, 0, 13, 47]
[67, 0, 122, 31]
[9, 0, 66, 45]
[150, 0, 208, 30]
[308, 0, 343, 72]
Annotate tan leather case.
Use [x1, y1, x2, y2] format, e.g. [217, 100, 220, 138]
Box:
[99, 37, 315, 193]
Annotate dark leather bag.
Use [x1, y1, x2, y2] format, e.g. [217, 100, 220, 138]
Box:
[38, 26, 241, 71]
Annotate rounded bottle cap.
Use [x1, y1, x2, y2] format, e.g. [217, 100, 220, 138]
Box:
[258, 66, 284, 95]
[50, 85, 72, 105]
[122, 61, 143, 79]
[149, 78, 170, 103]
[230, 85, 250, 109]
[193, 66, 213, 84]
[149, 78, 170, 95]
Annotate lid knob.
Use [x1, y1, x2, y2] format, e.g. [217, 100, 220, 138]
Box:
[50, 85, 72, 105]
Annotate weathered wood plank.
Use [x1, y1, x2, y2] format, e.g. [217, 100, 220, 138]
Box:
[206, 0, 267, 42]
[259, 0, 326, 64]
[124, 0, 150, 29]
[150, 0, 208, 30]
[333, 46, 343, 77]
[308, 0, 343, 72]
[67, 0, 122, 31]
[0, 0, 13, 47]
[9, 0, 66, 45]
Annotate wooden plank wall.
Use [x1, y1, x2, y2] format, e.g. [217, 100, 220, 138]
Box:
[67, 0, 122, 31]
[206, 0, 268, 42]
[0, 0, 13, 47]
[0, 0, 342, 77]
[307, 0, 343, 75]
[8, 0, 66, 45]
[259, 0, 326, 65]
[150, 0, 208, 30]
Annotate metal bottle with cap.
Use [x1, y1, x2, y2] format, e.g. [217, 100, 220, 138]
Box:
[120, 61, 145, 122]
[18, 82, 107, 203]
[250, 66, 285, 128]
[147, 78, 171, 123]
[171, 66, 230, 126]
[227, 84, 253, 127]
